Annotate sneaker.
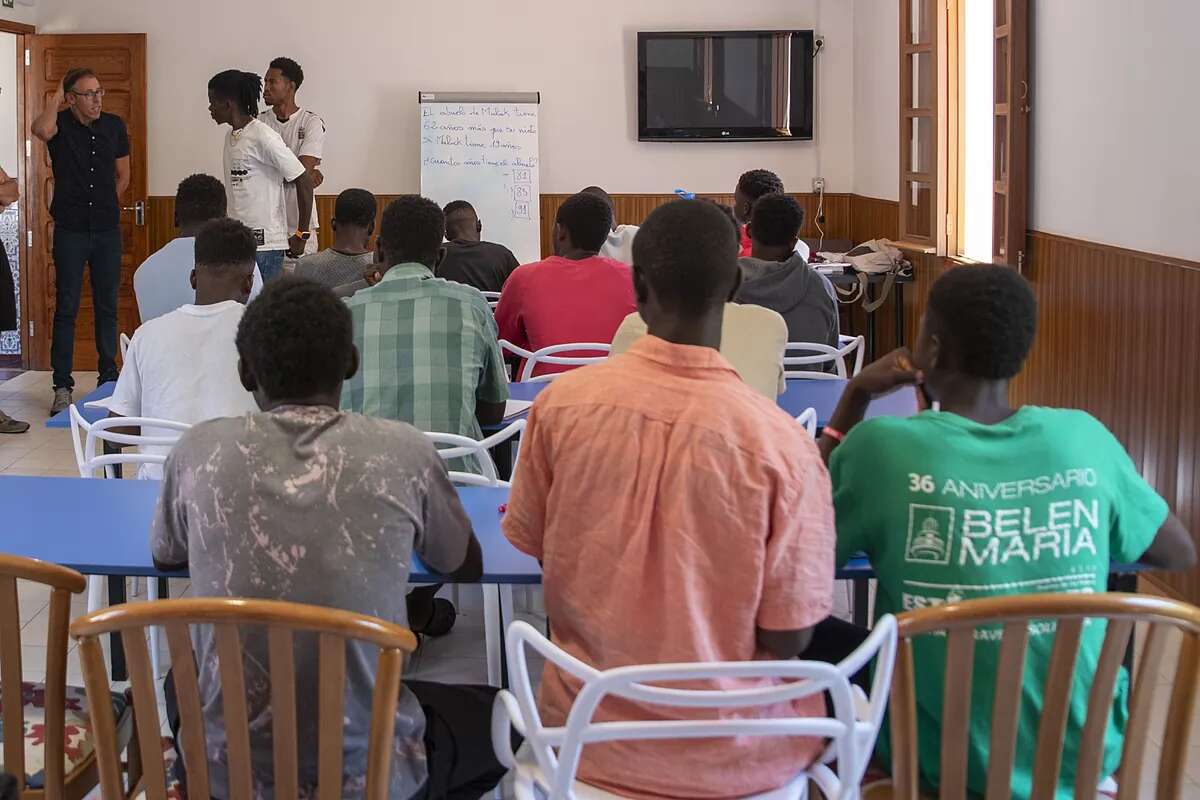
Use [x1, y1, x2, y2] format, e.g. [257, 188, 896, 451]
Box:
[0, 410, 29, 434]
[50, 387, 73, 416]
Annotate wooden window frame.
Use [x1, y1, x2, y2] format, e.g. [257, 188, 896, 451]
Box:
[899, 0, 1029, 267]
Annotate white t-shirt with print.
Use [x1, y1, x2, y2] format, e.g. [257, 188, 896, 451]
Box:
[258, 108, 323, 238]
[223, 118, 305, 251]
[133, 237, 263, 323]
[108, 300, 259, 477]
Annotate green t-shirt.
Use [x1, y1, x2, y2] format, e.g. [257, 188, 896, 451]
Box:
[830, 407, 1168, 799]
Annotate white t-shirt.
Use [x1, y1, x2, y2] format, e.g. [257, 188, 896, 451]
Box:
[223, 118, 306, 251]
[108, 301, 259, 477]
[258, 108, 324, 237]
[600, 224, 638, 265]
[133, 237, 263, 323]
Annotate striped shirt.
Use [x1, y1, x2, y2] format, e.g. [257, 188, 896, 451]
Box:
[341, 263, 509, 445]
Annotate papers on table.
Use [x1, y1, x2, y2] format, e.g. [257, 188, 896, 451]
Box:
[504, 399, 533, 419]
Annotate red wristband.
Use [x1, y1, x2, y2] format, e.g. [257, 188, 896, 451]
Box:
[822, 426, 846, 443]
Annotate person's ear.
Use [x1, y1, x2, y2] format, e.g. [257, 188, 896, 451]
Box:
[237, 356, 258, 393]
[173, 210, 180, 229]
[475, 219, 482, 235]
[330, 218, 338, 233]
[189, 269, 197, 290]
[366, 220, 375, 238]
[241, 270, 254, 299]
[346, 344, 360, 380]
[632, 264, 649, 305]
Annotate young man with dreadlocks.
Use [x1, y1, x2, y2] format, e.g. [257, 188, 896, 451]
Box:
[208, 69, 314, 282]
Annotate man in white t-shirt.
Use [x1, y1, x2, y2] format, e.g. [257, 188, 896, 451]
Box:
[208, 69, 314, 283]
[133, 173, 263, 322]
[260, 57, 325, 268]
[108, 218, 260, 478]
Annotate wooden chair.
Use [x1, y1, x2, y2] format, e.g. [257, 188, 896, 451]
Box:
[0, 554, 132, 799]
[884, 592, 1200, 800]
[70, 597, 418, 800]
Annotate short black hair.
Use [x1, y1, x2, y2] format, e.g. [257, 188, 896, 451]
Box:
[379, 196, 444, 267]
[632, 199, 739, 314]
[579, 186, 614, 208]
[701, 199, 739, 232]
[555, 193, 612, 252]
[194, 218, 257, 272]
[236, 276, 354, 400]
[269, 57, 304, 88]
[175, 174, 227, 227]
[748, 193, 805, 247]
[208, 70, 261, 117]
[926, 265, 1037, 379]
[63, 68, 98, 94]
[333, 189, 377, 228]
[736, 169, 786, 201]
[442, 200, 476, 219]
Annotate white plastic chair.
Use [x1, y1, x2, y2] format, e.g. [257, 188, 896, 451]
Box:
[425, 419, 526, 686]
[493, 616, 899, 800]
[119, 332, 131, 362]
[795, 407, 818, 437]
[482, 291, 502, 311]
[74, 410, 191, 682]
[784, 335, 865, 380]
[500, 340, 611, 383]
[837, 335, 866, 376]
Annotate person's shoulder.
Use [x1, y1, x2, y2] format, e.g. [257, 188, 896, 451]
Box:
[593, 255, 631, 272]
[172, 414, 250, 459]
[338, 410, 438, 452]
[1017, 406, 1119, 444]
[299, 109, 325, 128]
[99, 111, 127, 130]
[481, 240, 517, 258]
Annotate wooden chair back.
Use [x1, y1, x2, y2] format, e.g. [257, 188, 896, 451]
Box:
[69, 597, 419, 800]
[889, 592, 1200, 800]
[0, 554, 87, 798]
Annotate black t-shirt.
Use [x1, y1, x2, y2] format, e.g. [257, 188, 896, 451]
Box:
[47, 109, 130, 232]
[436, 240, 520, 293]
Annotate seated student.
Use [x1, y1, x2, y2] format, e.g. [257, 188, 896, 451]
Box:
[494, 192, 636, 377]
[823, 266, 1196, 798]
[503, 199, 835, 798]
[732, 169, 810, 262]
[152, 276, 506, 800]
[435, 200, 519, 293]
[295, 188, 376, 289]
[109, 218, 260, 478]
[580, 185, 637, 264]
[132, 173, 263, 322]
[610, 201, 787, 398]
[737, 193, 839, 350]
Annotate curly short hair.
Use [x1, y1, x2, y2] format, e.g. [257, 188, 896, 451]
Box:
[926, 265, 1037, 379]
[748, 193, 805, 247]
[236, 276, 354, 400]
[736, 169, 785, 201]
[379, 196, 445, 267]
[175, 174, 227, 227]
[194, 218, 257, 272]
[632, 199, 739, 315]
[333, 189, 377, 229]
[269, 57, 304, 88]
[555, 192, 613, 252]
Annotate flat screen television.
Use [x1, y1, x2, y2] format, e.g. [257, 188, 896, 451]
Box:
[638, 30, 815, 142]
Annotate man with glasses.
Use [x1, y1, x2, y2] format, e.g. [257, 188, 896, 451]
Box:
[31, 67, 130, 415]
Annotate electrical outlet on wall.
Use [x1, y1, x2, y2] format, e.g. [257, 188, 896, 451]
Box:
[812, 177, 826, 194]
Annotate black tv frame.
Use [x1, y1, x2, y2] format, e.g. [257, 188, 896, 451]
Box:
[637, 29, 815, 143]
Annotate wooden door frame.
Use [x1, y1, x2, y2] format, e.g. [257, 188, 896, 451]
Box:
[1, 18, 33, 369]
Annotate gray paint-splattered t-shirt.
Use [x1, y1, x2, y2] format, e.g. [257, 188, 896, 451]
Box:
[151, 404, 473, 800]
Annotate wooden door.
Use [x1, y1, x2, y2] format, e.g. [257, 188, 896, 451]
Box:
[25, 34, 146, 371]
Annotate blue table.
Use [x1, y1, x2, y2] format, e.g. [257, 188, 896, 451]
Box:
[46, 382, 116, 429]
[508, 378, 919, 427]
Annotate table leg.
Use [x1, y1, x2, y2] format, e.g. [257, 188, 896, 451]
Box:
[864, 284, 877, 362]
[483, 585, 501, 687]
[852, 578, 870, 628]
[499, 586, 515, 690]
[108, 576, 128, 681]
[894, 281, 906, 349]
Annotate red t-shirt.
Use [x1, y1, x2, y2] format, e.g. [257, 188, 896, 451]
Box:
[495, 255, 637, 378]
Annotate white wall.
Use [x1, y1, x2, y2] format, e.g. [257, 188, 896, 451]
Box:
[852, 0, 899, 201]
[1031, 0, 1200, 261]
[0, 32, 18, 177]
[0, 3, 36, 27]
[34, 0, 855, 197]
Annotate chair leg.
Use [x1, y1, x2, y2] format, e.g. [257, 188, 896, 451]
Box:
[483, 585, 501, 687]
[148, 579, 161, 683]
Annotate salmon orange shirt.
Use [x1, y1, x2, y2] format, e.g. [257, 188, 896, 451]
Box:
[503, 335, 836, 799]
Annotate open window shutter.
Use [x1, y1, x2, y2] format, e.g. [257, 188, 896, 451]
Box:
[898, 0, 940, 248]
[992, 0, 1029, 267]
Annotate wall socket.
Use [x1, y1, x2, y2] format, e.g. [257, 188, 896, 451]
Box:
[812, 177, 826, 194]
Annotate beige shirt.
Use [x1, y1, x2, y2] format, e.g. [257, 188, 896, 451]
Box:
[610, 303, 787, 397]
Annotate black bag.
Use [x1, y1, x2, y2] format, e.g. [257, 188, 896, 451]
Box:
[0, 244, 16, 333]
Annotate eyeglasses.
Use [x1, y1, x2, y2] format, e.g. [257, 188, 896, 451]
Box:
[71, 89, 105, 100]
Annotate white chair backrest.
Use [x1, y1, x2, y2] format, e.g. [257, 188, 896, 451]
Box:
[426, 419, 526, 486]
[795, 407, 818, 437]
[495, 616, 899, 800]
[837, 334, 866, 376]
[783, 342, 847, 380]
[481, 291, 502, 311]
[119, 332, 131, 362]
[500, 340, 611, 383]
[79, 414, 192, 479]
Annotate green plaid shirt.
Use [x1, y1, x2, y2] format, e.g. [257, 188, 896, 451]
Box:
[341, 264, 509, 443]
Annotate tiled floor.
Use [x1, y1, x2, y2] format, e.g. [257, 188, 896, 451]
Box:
[4, 370, 1200, 796]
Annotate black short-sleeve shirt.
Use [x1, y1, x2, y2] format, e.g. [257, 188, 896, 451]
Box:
[436, 240, 520, 294]
[47, 109, 129, 232]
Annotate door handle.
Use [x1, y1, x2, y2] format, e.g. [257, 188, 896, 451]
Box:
[121, 200, 145, 227]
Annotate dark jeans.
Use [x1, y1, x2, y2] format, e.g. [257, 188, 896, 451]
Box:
[255, 249, 286, 282]
[51, 227, 122, 389]
[164, 673, 508, 800]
